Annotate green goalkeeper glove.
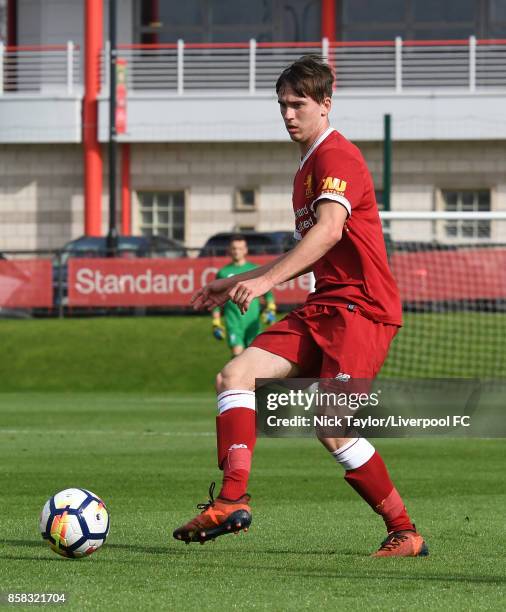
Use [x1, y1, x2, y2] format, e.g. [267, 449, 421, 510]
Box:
[212, 319, 225, 340]
[262, 302, 277, 325]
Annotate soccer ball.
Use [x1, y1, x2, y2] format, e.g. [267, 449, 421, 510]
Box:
[40, 488, 110, 558]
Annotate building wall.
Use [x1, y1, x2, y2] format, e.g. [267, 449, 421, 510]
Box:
[0, 144, 104, 250]
[0, 140, 505, 251]
[17, 0, 134, 48]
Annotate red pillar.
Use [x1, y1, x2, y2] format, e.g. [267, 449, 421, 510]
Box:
[121, 144, 131, 235]
[83, 0, 103, 236]
[321, 0, 336, 41]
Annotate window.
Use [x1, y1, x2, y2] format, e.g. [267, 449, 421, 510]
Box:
[442, 190, 491, 240]
[340, 0, 485, 41]
[137, 0, 320, 44]
[235, 188, 258, 211]
[137, 191, 185, 242]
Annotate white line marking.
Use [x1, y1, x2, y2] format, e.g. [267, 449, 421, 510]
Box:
[0, 429, 214, 437]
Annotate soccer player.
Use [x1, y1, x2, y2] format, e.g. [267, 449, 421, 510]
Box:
[212, 235, 277, 357]
[174, 55, 428, 557]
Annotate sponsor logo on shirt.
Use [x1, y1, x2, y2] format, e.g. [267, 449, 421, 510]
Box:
[294, 203, 314, 234]
[320, 177, 347, 194]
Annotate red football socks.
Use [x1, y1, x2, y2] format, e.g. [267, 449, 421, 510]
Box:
[344, 451, 415, 533]
[216, 407, 256, 501]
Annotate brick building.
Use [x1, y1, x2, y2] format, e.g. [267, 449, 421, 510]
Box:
[0, 0, 505, 250]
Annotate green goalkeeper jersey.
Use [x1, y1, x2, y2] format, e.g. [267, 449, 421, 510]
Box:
[215, 261, 274, 324]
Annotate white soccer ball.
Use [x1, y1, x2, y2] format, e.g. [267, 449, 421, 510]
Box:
[39, 488, 110, 558]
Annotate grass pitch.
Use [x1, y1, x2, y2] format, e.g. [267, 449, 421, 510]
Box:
[1, 312, 506, 394]
[1, 393, 505, 611]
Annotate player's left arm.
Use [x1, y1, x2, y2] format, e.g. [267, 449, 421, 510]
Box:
[231, 201, 347, 313]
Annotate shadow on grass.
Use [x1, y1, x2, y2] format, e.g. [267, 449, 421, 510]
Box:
[3, 540, 505, 587]
[1, 538, 345, 558]
[219, 564, 506, 586]
[1, 539, 42, 548]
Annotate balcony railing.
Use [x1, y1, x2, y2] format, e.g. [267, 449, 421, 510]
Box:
[104, 38, 506, 94]
[1, 38, 505, 95]
[0, 43, 80, 94]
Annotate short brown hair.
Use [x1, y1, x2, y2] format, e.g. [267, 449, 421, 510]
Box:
[229, 234, 247, 244]
[276, 55, 334, 103]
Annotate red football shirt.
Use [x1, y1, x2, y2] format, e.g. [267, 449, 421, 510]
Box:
[293, 127, 402, 326]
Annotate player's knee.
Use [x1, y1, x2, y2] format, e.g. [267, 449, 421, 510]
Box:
[217, 358, 255, 393]
[215, 372, 223, 393]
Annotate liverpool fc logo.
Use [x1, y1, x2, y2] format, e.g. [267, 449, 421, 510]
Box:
[304, 174, 314, 197]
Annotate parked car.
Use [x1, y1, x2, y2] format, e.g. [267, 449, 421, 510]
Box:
[57, 234, 187, 264]
[53, 234, 188, 307]
[198, 231, 296, 257]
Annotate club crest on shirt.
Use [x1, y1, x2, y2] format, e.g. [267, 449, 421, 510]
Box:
[304, 174, 314, 198]
[320, 177, 347, 194]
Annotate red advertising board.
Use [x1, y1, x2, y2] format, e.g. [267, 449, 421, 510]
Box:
[66, 248, 506, 308]
[0, 259, 53, 308]
[68, 257, 313, 307]
[390, 248, 506, 301]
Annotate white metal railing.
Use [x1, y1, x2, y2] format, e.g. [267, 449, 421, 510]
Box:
[380, 211, 506, 220]
[0, 43, 80, 95]
[380, 211, 506, 246]
[103, 37, 506, 94]
[2, 38, 505, 96]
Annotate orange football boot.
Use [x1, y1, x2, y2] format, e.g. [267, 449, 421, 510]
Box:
[371, 529, 429, 557]
[173, 482, 252, 544]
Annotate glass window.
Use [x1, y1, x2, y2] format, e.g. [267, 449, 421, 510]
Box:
[210, 28, 272, 43]
[138, 191, 185, 242]
[341, 0, 483, 42]
[138, 0, 321, 44]
[210, 0, 272, 25]
[153, 2, 203, 27]
[478, 191, 491, 210]
[442, 189, 491, 241]
[490, 0, 506, 22]
[413, 0, 475, 22]
[282, 0, 321, 41]
[341, 27, 404, 41]
[343, 0, 406, 24]
[235, 188, 257, 210]
[413, 27, 475, 39]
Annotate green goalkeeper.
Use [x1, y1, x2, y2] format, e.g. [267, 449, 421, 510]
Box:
[212, 235, 276, 356]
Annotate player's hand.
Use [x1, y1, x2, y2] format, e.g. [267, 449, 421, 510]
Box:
[262, 302, 277, 325]
[212, 320, 225, 340]
[191, 278, 232, 311]
[230, 277, 273, 315]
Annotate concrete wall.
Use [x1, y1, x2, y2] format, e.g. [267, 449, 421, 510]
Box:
[1, 140, 505, 251]
[0, 144, 105, 250]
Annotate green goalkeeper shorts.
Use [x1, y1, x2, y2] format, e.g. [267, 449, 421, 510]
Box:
[226, 318, 261, 348]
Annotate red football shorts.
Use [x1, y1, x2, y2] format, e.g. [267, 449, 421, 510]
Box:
[251, 304, 399, 379]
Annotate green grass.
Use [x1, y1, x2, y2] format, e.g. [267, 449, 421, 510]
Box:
[0, 393, 505, 611]
[0, 312, 505, 393]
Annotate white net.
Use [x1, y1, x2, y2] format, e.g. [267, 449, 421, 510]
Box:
[380, 212, 506, 379]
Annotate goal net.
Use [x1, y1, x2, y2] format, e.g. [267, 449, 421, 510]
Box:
[379, 211, 506, 379]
